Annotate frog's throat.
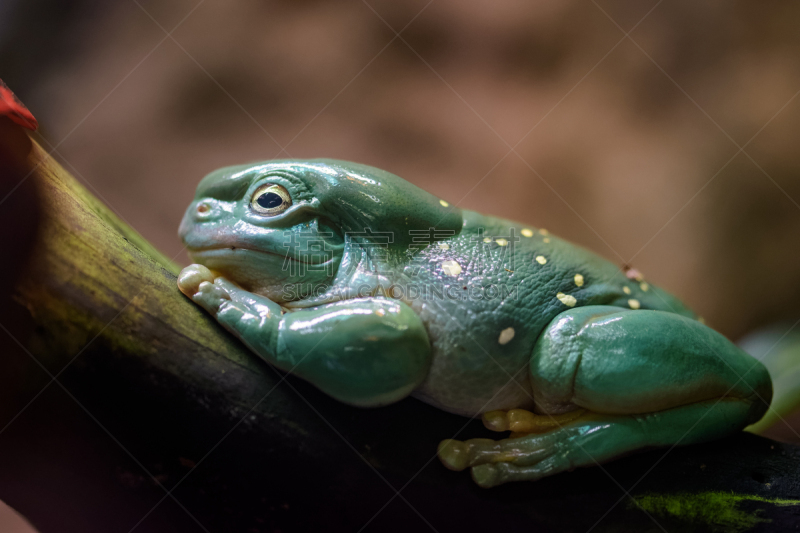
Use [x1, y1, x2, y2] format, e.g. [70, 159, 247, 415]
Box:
[282, 245, 405, 309]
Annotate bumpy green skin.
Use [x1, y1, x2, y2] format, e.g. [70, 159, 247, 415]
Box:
[178, 159, 772, 487]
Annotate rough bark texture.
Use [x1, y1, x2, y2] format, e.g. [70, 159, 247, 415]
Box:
[1, 133, 800, 533]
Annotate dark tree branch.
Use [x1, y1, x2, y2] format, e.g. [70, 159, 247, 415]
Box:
[1, 132, 799, 533]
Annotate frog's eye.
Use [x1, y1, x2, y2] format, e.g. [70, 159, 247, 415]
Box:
[250, 183, 292, 216]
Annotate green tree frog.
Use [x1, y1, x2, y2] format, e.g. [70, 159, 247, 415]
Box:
[177, 159, 771, 488]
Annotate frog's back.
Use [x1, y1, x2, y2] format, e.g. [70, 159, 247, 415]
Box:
[404, 210, 696, 416]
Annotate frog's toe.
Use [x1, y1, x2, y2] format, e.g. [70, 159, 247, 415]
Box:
[212, 277, 240, 292]
[438, 434, 557, 473]
[192, 280, 232, 312]
[438, 437, 500, 471]
[471, 455, 566, 488]
[438, 439, 470, 471]
[470, 464, 502, 488]
[482, 408, 585, 434]
[177, 264, 215, 296]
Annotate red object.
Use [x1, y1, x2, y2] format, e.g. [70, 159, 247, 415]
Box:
[0, 79, 38, 131]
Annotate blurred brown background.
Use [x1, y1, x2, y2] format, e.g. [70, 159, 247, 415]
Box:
[4, 0, 800, 339]
[1, 0, 800, 530]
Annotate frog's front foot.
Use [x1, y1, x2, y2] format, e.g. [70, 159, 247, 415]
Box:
[178, 264, 216, 296]
[178, 264, 237, 313]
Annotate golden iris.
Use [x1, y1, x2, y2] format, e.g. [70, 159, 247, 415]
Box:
[250, 183, 291, 216]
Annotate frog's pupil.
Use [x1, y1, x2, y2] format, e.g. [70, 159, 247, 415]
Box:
[257, 192, 283, 209]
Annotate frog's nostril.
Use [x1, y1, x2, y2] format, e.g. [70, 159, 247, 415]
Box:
[197, 202, 211, 215]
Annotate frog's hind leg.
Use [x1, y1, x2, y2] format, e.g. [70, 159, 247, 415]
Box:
[438, 305, 772, 487]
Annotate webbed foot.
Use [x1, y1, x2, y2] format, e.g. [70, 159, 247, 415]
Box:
[438, 409, 589, 488]
[440, 399, 763, 487]
[178, 264, 248, 314]
[439, 427, 586, 488]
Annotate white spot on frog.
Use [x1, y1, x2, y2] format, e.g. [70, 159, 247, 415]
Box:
[628, 299, 641, 310]
[439, 199, 449, 207]
[442, 260, 462, 277]
[496, 238, 508, 246]
[498, 327, 515, 345]
[574, 274, 584, 287]
[521, 228, 534, 238]
[438, 242, 450, 251]
[535, 255, 547, 265]
[623, 286, 631, 295]
[557, 292, 576, 307]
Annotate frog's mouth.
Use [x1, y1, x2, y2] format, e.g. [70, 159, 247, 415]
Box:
[187, 245, 340, 277]
[191, 246, 285, 259]
[188, 246, 337, 267]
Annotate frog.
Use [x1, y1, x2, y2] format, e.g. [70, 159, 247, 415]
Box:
[177, 159, 772, 488]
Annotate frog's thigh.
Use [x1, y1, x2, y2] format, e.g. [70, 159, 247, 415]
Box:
[439, 306, 772, 487]
[531, 305, 772, 416]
